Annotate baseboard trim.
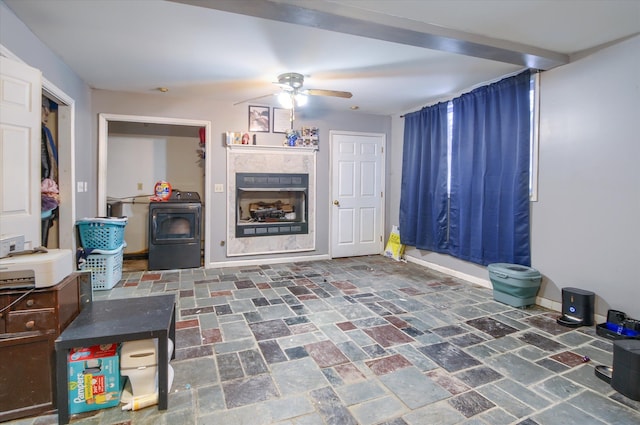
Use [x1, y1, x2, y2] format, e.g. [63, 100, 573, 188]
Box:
[535, 296, 561, 312]
[206, 254, 331, 269]
[405, 256, 607, 321]
[404, 256, 492, 289]
[537, 296, 606, 323]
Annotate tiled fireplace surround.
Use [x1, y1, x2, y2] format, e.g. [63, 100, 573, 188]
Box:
[226, 146, 317, 257]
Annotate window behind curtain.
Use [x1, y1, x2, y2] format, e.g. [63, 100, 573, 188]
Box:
[400, 70, 532, 266]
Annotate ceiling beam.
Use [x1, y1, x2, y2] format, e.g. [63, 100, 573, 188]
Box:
[169, 0, 569, 70]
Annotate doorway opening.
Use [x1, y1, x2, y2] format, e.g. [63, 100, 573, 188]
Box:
[42, 89, 74, 254]
[98, 114, 211, 270]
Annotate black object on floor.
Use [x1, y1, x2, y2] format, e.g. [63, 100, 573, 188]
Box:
[595, 365, 613, 384]
[557, 287, 595, 327]
[612, 339, 640, 401]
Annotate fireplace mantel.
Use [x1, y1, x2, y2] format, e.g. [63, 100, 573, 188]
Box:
[226, 146, 316, 257]
[226, 144, 318, 153]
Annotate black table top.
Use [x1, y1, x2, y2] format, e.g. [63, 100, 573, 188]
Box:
[55, 294, 175, 349]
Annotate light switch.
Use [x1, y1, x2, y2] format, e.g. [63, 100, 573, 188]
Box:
[77, 182, 83, 192]
[137, 182, 143, 190]
[214, 184, 224, 193]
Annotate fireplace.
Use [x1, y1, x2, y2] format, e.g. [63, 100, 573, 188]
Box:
[226, 145, 316, 256]
[236, 173, 308, 237]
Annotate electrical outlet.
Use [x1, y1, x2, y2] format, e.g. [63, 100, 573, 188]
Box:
[83, 181, 88, 192]
[137, 182, 143, 190]
[214, 184, 224, 193]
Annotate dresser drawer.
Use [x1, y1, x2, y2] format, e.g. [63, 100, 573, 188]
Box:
[9, 291, 56, 311]
[5, 309, 56, 333]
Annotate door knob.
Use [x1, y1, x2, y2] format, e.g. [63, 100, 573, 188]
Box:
[333, 200, 340, 206]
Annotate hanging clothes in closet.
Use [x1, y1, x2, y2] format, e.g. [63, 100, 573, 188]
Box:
[41, 96, 60, 246]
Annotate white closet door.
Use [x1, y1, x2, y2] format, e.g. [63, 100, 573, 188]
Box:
[0, 57, 42, 248]
[331, 132, 385, 258]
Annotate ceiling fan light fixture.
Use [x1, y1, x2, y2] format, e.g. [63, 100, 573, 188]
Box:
[278, 72, 304, 89]
[294, 93, 308, 107]
[235, 71, 352, 107]
[278, 91, 293, 109]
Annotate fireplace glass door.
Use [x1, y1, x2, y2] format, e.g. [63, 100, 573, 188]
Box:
[236, 173, 308, 237]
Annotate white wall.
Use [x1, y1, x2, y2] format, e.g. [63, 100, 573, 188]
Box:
[107, 136, 168, 199]
[533, 35, 640, 318]
[107, 135, 167, 254]
[165, 137, 203, 193]
[390, 35, 640, 318]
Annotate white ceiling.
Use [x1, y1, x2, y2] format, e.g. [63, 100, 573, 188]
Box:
[4, 0, 639, 115]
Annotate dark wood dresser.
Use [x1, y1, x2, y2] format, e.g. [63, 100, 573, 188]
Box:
[0, 272, 91, 422]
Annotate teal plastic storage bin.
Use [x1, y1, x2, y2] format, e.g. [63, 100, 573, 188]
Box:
[77, 217, 127, 250]
[488, 263, 542, 307]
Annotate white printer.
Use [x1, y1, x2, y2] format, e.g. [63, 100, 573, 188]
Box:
[0, 248, 73, 289]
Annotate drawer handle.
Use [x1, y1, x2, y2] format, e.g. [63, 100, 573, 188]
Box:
[25, 320, 35, 330]
[26, 299, 35, 307]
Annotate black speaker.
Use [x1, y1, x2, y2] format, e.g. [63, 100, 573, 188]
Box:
[612, 340, 640, 401]
[557, 287, 595, 327]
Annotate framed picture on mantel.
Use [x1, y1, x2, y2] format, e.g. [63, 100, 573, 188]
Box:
[272, 107, 292, 133]
[248, 105, 270, 132]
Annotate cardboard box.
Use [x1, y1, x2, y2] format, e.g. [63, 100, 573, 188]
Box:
[68, 344, 121, 414]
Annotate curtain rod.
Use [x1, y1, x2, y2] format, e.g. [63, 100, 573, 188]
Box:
[399, 69, 539, 119]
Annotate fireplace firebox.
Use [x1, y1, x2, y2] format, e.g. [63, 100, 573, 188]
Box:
[236, 173, 308, 237]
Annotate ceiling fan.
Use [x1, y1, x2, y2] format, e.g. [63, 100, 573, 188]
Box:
[234, 72, 352, 108]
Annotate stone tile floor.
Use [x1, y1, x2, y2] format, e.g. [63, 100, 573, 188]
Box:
[8, 256, 640, 424]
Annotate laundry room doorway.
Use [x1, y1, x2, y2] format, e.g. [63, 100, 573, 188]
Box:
[97, 114, 211, 269]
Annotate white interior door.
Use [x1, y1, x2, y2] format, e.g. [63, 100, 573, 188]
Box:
[0, 57, 41, 249]
[331, 131, 385, 258]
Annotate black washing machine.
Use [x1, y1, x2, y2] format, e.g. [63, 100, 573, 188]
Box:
[148, 191, 201, 270]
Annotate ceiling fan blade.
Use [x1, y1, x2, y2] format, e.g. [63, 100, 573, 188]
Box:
[233, 93, 275, 106]
[306, 89, 353, 99]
